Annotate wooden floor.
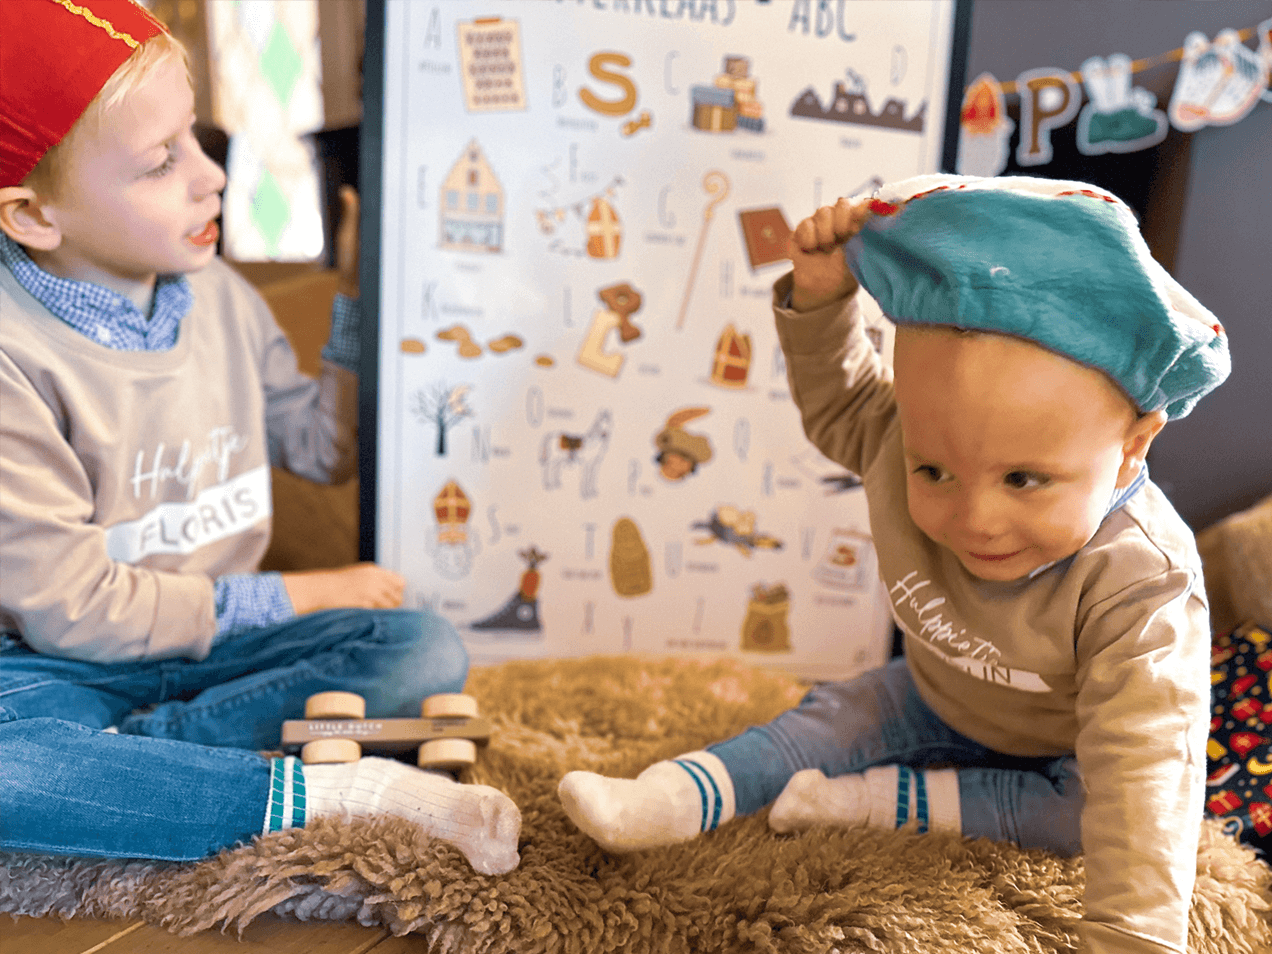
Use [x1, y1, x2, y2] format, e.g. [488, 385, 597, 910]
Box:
[1, 915, 426, 953]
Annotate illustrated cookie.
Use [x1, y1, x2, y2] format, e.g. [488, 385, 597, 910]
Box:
[598, 282, 642, 316]
[437, 324, 484, 358]
[488, 334, 524, 353]
[597, 282, 643, 343]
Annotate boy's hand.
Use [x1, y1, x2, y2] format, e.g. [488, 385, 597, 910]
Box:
[335, 185, 360, 299]
[281, 562, 405, 615]
[788, 197, 873, 312]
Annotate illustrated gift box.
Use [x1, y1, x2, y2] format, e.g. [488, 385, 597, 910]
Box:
[711, 56, 763, 130]
[737, 99, 765, 131]
[691, 84, 738, 131]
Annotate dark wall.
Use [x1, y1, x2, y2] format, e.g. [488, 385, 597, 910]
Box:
[964, 0, 1272, 529]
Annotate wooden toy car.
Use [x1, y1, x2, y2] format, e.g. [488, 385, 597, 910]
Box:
[281, 691, 492, 770]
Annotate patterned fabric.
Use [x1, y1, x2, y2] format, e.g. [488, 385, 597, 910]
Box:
[264, 755, 307, 833]
[0, 232, 190, 350]
[321, 292, 360, 373]
[211, 571, 293, 646]
[1207, 621, 1272, 856]
[1107, 464, 1147, 515]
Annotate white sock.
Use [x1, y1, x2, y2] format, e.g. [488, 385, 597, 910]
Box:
[557, 750, 736, 852]
[769, 765, 961, 836]
[264, 756, 521, 875]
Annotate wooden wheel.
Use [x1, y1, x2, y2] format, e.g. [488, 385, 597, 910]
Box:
[301, 738, 362, 764]
[421, 693, 479, 718]
[418, 738, 478, 771]
[304, 691, 366, 720]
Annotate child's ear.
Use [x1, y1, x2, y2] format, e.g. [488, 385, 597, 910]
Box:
[0, 186, 62, 251]
[1116, 410, 1167, 487]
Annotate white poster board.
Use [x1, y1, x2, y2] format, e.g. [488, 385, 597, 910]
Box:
[366, 0, 968, 680]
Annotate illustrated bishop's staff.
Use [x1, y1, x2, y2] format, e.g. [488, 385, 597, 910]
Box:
[676, 170, 730, 330]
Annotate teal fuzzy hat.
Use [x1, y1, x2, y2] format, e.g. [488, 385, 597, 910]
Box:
[844, 174, 1230, 418]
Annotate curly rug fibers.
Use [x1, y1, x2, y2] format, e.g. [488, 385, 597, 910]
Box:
[2, 656, 1270, 953]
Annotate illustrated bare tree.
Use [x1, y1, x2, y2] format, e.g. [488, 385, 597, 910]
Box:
[411, 383, 473, 456]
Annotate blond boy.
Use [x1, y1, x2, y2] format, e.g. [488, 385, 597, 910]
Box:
[560, 175, 1229, 953]
[0, 0, 518, 873]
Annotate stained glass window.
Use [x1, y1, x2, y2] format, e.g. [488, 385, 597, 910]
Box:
[206, 0, 325, 261]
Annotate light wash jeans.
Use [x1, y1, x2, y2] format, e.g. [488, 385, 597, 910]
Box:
[711, 656, 1084, 854]
[0, 608, 467, 861]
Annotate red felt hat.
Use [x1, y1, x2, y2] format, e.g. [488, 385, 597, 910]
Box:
[0, 0, 167, 187]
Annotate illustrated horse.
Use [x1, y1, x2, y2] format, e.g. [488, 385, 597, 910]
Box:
[540, 409, 612, 499]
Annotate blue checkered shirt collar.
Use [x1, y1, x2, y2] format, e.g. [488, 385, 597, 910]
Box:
[0, 232, 192, 351]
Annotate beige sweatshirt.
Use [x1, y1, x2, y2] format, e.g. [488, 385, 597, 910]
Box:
[773, 273, 1210, 954]
[0, 258, 357, 663]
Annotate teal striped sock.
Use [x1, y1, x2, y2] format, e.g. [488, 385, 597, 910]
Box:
[263, 755, 307, 834]
[557, 750, 736, 853]
[866, 764, 960, 834]
[893, 765, 929, 833]
[769, 766, 961, 836]
[673, 756, 728, 833]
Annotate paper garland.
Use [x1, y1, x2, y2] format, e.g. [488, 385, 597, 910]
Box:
[958, 19, 1271, 177]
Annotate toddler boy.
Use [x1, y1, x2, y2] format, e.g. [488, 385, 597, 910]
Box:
[0, 0, 518, 875]
[559, 174, 1230, 952]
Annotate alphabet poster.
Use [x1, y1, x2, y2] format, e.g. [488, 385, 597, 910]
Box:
[368, 0, 968, 680]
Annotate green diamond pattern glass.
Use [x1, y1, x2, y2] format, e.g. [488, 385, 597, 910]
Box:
[250, 168, 291, 256]
[260, 20, 303, 108]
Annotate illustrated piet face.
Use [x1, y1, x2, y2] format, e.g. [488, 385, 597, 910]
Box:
[659, 451, 695, 482]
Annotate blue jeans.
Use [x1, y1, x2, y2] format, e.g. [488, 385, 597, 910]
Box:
[710, 656, 1083, 855]
[0, 608, 467, 860]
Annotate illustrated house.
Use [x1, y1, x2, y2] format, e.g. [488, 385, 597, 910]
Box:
[440, 139, 505, 252]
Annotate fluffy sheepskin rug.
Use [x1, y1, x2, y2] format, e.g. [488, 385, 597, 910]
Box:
[2, 656, 1270, 953]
